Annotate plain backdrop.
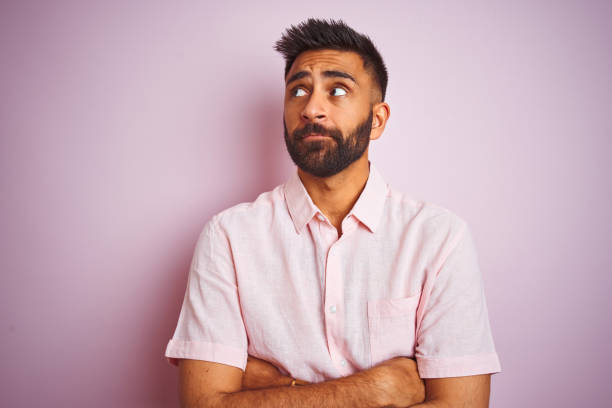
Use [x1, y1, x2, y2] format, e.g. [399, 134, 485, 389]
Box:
[1, 0, 611, 407]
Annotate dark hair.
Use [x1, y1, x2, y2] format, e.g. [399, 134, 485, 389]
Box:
[274, 18, 388, 101]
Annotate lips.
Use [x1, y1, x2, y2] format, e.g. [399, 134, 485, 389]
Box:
[292, 123, 336, 140]
[303, 133, 330, 140]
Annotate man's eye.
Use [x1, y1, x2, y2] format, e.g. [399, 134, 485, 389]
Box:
[331, 87, 347, 96]
[293, 88, 307, 97]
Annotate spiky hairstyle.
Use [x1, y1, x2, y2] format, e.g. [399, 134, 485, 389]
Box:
[274, 18, 388, 101]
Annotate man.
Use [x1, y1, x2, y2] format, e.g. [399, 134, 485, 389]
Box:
[165, 18, 501, 407]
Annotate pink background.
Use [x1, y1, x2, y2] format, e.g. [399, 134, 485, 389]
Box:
[1, 1, 611, 406]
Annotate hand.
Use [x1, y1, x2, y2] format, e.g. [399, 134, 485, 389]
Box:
[372, 357, 426, 407]
[242, 355, 310, 390]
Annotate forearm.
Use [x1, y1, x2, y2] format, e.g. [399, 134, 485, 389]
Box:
[408, 373, 492, 408]
[409, 402, 449, 408]
[210, 369, 385, 408]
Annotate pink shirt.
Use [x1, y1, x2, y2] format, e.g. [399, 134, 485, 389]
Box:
[165, 162, 501, 380]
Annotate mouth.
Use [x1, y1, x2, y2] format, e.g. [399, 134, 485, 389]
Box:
[302, 133, 330, 140]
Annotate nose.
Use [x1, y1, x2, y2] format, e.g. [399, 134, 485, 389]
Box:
[300, 88, 327, 122]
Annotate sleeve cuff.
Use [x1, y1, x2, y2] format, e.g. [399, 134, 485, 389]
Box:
[164, 339, 247, 371]
[416, 352, 501, 378]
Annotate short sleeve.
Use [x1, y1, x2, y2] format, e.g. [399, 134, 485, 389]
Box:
[415, 220, 501, 378]
[164, 215, 248, 370]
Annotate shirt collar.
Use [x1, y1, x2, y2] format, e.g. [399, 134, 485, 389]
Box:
[283, 161, 389, 234]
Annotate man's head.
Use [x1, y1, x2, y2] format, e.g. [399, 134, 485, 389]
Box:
[274, 18, 390, 178]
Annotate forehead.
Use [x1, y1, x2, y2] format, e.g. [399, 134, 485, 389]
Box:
[288, 49, 367, 79]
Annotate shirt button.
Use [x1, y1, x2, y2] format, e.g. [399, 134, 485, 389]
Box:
[341, 359, 347, 366]
[329, 305, 337, 314]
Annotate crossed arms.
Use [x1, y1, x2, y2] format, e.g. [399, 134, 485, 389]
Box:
[178, 355, 491, 407]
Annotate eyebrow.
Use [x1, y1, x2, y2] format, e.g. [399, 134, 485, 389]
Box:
[285, 70, 357, 86]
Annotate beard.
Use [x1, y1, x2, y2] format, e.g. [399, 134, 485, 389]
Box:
[283, 109, 373, 178]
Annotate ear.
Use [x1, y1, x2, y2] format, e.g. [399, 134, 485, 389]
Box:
[370, 102, 390, 141]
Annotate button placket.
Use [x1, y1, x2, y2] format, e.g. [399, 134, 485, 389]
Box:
[323, 243, 350, 375]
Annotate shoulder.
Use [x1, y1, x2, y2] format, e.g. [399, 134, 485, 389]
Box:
[382, 187, 474, 276]
[206, 183, 288, 234]
[382, 187, 469, 251]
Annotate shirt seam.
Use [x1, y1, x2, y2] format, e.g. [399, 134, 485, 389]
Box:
[415, 218, 468, 336]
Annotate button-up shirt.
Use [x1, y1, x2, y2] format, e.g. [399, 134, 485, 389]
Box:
[165, 162, 501, 380]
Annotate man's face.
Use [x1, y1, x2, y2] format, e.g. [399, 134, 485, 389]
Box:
[283, 49, 376, 178]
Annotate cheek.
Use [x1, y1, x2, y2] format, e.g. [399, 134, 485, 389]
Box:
[283, 112, 300, 135]
[284, 104, 308, 131]
[282, 107, 292, 124]
[283, 102, 299, 119]
[329, 108, 356, 130]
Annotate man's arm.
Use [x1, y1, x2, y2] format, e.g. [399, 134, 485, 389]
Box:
[238, 355, 491, 408]
[240, 355, 310, 390]
[410, 374, 491, 408]
[179, 357, 425, 408]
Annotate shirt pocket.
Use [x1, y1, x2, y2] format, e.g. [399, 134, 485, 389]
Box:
[367, 295, 419, 366]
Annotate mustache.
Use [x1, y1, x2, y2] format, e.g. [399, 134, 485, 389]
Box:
[292, 123, 341, 140]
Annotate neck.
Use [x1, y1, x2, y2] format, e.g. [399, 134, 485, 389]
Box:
[297, 153, 370, 233]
